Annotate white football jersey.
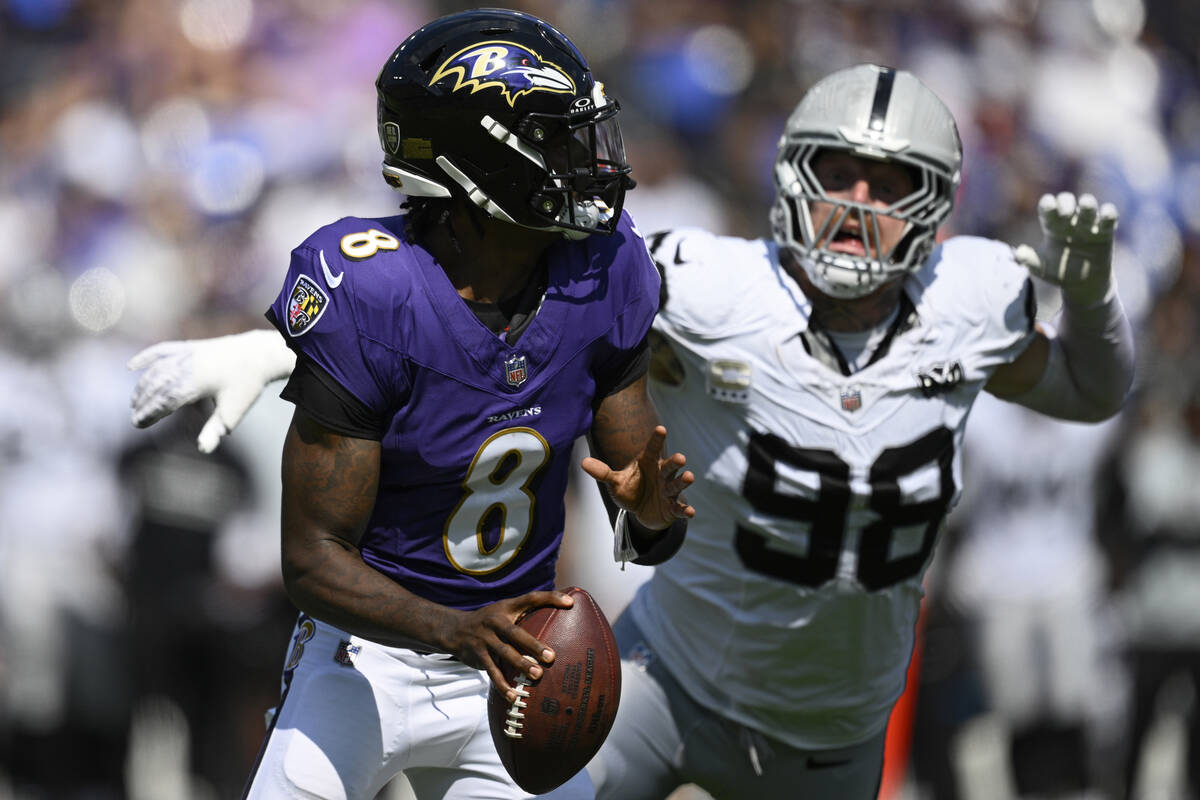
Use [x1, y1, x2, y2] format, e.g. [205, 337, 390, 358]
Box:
[630, 228, 1036, 749]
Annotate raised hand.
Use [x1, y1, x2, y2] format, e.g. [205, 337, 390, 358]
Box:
[580, 424, 695, 531]
[1014, 192, 1119, 306]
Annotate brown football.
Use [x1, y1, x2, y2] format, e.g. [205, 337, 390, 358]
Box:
[487, 586, 622, 794]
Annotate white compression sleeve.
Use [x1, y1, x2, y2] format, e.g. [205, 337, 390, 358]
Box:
[1010, 282, 1134, 422]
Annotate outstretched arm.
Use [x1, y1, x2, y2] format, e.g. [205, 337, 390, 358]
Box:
[985, 192, 1134, 422]
[128, 329, 296, 452]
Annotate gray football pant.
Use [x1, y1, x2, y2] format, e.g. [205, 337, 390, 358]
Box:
[581, 611, 887, 800]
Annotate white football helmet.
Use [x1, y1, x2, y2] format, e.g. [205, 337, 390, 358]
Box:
[770, 64, 962, 299]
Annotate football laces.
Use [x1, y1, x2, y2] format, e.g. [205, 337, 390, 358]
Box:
[503, 678, 532, 739]
[503, 655, 537, 739]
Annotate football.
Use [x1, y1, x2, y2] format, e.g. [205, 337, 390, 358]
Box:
[487, 586, 621, 794]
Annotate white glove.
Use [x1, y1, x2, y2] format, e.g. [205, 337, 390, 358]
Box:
[1014, 192, 1119, 306]
[127, 329, 296, 453]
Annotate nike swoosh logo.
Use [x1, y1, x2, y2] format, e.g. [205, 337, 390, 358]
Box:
[319, 250, 343, 288]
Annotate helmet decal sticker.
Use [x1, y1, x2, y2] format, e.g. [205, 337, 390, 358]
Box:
[428, 41, 576, 107]
[382, 121, 400, 154]
[867, 67, 896, 138]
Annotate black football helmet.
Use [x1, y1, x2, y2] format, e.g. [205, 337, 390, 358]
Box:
[375, 8, 633, 239]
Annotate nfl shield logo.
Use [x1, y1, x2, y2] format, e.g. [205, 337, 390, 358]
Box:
[334, 639, 361, 667]
[504, 354, 528, 387]
[840, 387, 863, 412]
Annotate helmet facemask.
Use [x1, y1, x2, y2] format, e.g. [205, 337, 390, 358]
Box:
[484, 83, 632, 239]
[772, 143, 955, 298]
[770, 65, 962, 299]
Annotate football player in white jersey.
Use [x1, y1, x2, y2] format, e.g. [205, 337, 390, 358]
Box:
[128, 64, 1133, 799]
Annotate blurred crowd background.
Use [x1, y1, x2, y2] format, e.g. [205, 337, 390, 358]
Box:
[1, 0, 1199, 798]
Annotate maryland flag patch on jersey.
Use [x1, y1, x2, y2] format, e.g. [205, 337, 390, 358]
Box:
[286, 274, 329, 337]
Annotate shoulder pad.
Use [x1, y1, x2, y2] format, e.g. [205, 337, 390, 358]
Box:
[647, 229, 781, 338]
[912, 236, 1037, 367]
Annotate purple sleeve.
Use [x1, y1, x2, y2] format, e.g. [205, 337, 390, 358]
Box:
[267, 243, 404, 415]
[597, 212, 661, 369]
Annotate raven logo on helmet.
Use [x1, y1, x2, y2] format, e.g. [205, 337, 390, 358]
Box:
[428, 41, 576, 107]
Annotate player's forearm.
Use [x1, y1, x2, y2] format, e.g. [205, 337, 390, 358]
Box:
[282, 537, 464, 651]
[590, 379, 661, 468]
[1058, 282, 1134, 415]
[279, 411, 467, 651]
[1012, 283, 1134, 422]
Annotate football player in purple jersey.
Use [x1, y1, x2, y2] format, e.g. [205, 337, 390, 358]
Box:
[132, 9, 692, 799]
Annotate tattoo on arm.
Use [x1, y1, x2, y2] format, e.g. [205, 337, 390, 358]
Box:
[590, 375, 659, 468]
[285, 411, 380, 546]
[279, 410, 459, 648]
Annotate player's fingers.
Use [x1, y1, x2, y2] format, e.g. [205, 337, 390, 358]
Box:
[505, 590, 574, 660]
[483, 655, 518, 700]
[640, 425, 668, 458]
[1075, 194, 1098, 230]
[491, 634, 545, 694]
[516, 589, 575, 611]
[196, 414, 228, 454]
[657, 451, 688, 477]
[126, 342, 181, 371]
[134, 365, 184, 400]
[1098, 202, 1119, 233]
[502, 626, 553, 672]
[131, 375, 185, 426]
[131, 402, 171, 429]
[579, 456, 614, 484]
[1036, 193, 1057, 218]
[1054, 191, 1077, 221]
[665, 468, 695, 496]
[673, 481, 696, 514]
[1012, 244, 1043, 274]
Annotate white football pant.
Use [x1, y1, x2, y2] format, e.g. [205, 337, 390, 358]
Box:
[243, 614, 532, 800]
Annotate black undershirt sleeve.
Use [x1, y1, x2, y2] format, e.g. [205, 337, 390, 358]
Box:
[265, 307, 389, 439]
[279, 355, 390, 440]
[595, 337, 650, 401]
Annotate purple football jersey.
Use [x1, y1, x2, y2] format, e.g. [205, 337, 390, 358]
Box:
[267, 212, 659, 609]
